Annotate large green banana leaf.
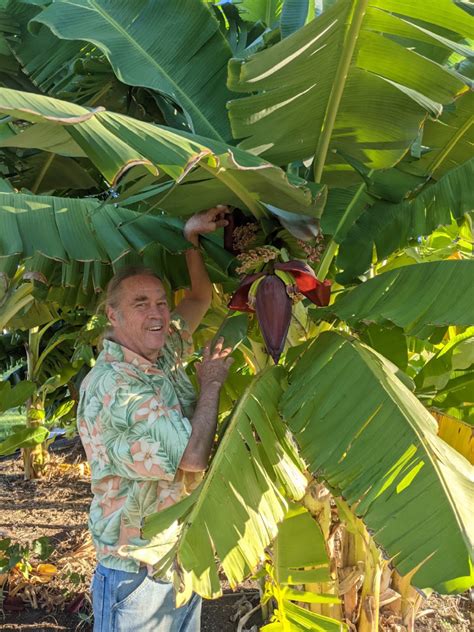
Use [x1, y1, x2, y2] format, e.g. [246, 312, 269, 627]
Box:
[124, 368, 307, 605]
[0, 190, 238, 290]
[227, 0, 472, 181]
[0, 0, 191, 155]
[31, 0, 233, 140]
[319, 260, 474, 337]
[0, 88, 325, 218]
[281, 332, 474, 593]
[0, 1, 86, 95]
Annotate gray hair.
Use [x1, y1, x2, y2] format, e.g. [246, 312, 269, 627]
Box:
[105, 265, 163, 310]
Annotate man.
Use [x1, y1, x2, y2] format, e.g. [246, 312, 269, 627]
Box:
[77, 207, 233, 631]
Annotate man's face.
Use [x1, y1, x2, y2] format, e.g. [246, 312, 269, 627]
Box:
[106, 275, 171, 362]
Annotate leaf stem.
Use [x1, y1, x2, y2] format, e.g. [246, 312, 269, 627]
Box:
[312, 0, 369, 183]
[316, 175, 370, 280]
[316, 240, 338, 281]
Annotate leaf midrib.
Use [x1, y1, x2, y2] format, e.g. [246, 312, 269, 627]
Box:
[43, 0, 225, 141]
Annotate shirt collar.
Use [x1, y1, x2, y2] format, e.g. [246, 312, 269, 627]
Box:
[101, 338, 158, 373]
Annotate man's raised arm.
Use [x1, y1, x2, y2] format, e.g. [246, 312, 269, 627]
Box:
[175, 205, 230, 333]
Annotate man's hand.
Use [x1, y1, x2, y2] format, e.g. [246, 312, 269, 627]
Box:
[179, 337, 233, 472]
[184, 206, 230, 247]
[176, 206, 230, 334]
[196, 337, 234, 389]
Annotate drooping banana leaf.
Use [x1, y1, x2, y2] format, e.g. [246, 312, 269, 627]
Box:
[281, 331, 474, 593]
[31, 0, 233, 140]
[0, 190, 235, 289]
[0, 88, 325, 219]
[319, 260, 474, 338]
[123, 367, 307, 605]
[227, 0, 472, 182]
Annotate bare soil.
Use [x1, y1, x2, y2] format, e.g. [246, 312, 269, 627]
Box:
[0, 441, 262, 631]
[0, 442, 471, 631]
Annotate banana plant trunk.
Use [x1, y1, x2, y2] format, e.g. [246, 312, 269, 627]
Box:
[23, 327, 47, 480]
[22, 393, 47, 480]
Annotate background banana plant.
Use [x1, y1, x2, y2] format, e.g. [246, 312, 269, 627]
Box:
[0, 0, 472, 629]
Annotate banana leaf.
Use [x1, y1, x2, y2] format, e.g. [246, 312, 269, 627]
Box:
[0, 379, 35, 413]
[227, 0, 472, 182]
[336, 151, 474, 280]
[0, 424, 49, 456]
[31, 0, 234, 140]
[319, 260, 474, 338]
[262, 505, 345, 632]
[0, 88, 325, 219]
[281, 331, 474, 593]
[0, 189, 239, 293]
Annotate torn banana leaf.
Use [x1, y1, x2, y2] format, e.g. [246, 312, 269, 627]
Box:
[0, 88, 326, 220]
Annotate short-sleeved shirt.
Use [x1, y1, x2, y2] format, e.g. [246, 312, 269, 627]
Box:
[77, 315, 199, 573]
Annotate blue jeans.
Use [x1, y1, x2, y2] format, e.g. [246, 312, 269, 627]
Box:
[91, 563, 202, 632]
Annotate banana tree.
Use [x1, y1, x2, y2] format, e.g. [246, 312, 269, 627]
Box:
[0, 285, 94, 477]
[0, 0, 472, 628]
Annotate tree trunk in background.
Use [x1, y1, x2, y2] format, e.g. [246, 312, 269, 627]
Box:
[22, 395, 47, 480]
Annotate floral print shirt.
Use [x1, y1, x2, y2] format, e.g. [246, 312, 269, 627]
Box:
[77, 315, 198, 573]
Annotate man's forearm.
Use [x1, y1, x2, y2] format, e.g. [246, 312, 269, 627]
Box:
[179, 382, 221, 472]
[184, 246, 213, 303]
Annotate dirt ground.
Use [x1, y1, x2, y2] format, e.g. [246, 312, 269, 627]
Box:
[0, 442, 262, 632]
[0, 442, 471, 631]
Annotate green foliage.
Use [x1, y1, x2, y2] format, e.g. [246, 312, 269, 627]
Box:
[0, 379, 35, 413]
[281, 332, 474, 593]
[0, 423, 48, 456]
[227, 0, 471, 179]
[0, 535, 52, 577]
[0, 88, 324, 220]
[336, 159, 474, 281]
[0, 0, 471, 609]
[319, 261, 474, 338]
[280, 0, 310, 38]
[262, 505, 344, 632]
[32, 0, 234, 140]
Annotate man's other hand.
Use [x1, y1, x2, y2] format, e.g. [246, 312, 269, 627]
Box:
[196, 337, 234, 389]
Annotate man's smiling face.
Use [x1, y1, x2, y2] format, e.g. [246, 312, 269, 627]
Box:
[106, 274, 171, 362]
